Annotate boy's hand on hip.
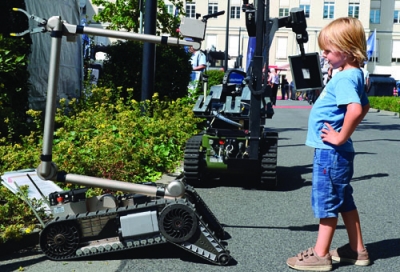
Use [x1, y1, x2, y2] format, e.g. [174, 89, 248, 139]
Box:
[321, 123, 342, 145]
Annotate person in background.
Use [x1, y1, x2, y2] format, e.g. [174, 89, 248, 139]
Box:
[189, 46, 206, 72]
[286, 17, 371, 271]
[268, 68, 280, 105]
[360, 62, 370, 93]
[281, 75, 289, 100]
[289, 81, 296, 100]
[188, 46, 207, 91]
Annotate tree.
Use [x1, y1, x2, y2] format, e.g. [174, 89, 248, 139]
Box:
[91, 0, 184, 37]
[98, 40, 192, 101]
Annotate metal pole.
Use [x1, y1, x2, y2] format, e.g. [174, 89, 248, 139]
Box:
[141, 0, 157, 101]
[224, 0, 230, 71]
[237, 27, 241, 68]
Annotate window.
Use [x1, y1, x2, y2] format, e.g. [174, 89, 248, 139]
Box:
[300, 0, 310, 17]
[395, 11, 400, 24]
[208, 2, 218, 15]
[300, 5, 310, 18]
[392, 40, 400, 62]
[228, 35, 239, 57]
[279, 0, 290, 17]
[370, 1, 381, 24]
[230, 6, 241, 19]
[348, 1, 360, 18]
[186, 3, 196, 18]
[394, 1, 400, 23]
[279, 8, 290, 17]
[323, 1, 335, 19]
[276, 37, 288, 59]
[207, 35, 217, 50]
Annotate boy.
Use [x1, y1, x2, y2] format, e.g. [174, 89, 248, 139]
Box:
[286, 17, 371, 271]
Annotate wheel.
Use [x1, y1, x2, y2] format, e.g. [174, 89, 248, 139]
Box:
[183, 134, 205, 187]
[40, 221, 80, 260]
[260, 132, 278, 189]
[159, 202, 198, 243]
[217, 252, 231, 266]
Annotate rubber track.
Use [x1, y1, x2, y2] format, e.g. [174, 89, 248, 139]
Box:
[183, 134, 204, 186]
[260, 132, 278, 188]
[40, 198, 230, 265]
[184, 185, 225, 239]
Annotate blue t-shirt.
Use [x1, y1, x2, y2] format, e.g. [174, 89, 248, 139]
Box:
[305, 68, 369, 152]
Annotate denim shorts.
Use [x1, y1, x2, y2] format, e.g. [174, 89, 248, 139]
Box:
[311, 148, 356, 218]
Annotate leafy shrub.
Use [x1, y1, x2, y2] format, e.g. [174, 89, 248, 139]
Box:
[0, 185, 47, 243]
[368, 96, 400, 114]
[0, 36, 31, 142]
[0, 1, 32, 142]
[0, 87, 202, 183]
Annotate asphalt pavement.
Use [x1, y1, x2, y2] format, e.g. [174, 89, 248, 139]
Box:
[1, 99, 399, 272]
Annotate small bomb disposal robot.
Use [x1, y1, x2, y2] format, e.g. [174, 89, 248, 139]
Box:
[184, 1, 309, 189]
[11, 8, 230, 265]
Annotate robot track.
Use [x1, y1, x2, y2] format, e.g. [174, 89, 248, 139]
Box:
[40, 198, 230, 265]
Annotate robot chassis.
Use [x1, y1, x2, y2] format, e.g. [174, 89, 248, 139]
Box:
[12, 8, 230, 265]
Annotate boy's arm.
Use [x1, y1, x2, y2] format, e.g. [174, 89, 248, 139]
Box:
[321, 103, 369, 146]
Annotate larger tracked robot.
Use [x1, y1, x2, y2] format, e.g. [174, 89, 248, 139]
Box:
[184, 1, 311, 189]
[11, 8, 230, 265]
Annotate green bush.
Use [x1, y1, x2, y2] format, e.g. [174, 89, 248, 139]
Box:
[0, 185, 47, 243]
[368, 96, 400, 114]
[0, 1, 32, 142]
[0, 87, 202, 183]
[0, 35, 31, 142]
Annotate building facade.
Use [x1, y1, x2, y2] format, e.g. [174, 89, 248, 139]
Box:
[84, 0, 400, 79]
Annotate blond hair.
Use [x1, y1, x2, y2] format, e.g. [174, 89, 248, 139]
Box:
[318, 17, 367, 65]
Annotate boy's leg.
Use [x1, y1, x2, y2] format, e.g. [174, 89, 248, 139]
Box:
[314, 217, 338, 257]
[329, 210, 370, 266]
[341, 209, 366, 251]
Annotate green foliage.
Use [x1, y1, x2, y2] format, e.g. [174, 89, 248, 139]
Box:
[98, 40, 192, 101]
[0, 35, 32, 142]
[368, 96, 400, 114]
[0, 1, 32, 142]
[205, 69, 225, 88]
[91, 0, 184, 36]
[0, 87, 202, 183]
[188, 69, 225, 98]
[0, 185, 47, 243]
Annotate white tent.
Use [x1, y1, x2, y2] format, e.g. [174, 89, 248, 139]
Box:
[25, 0, 82, 110]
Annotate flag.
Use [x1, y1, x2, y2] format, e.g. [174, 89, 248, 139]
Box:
[366, 29, 376, 61]
[246, 37, 256, 72]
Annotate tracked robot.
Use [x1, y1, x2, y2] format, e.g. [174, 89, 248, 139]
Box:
[11, 8, 230, 265]
[184, 1, 313, 189]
